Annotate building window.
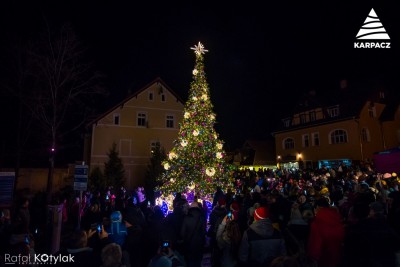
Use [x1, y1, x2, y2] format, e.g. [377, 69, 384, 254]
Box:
[283, 138, 295, 150]
[137, 112, 147, 127]
[113, 113, 120, 125]
[300, 114, 307, 124]
[166, 115, 174, 128]
[302, 134, 310, 147]
[309, 111, 316, 122]
[150, 141, 160, 154]
[379, 91, 385, 99]
[368, 106, 376, 118]
[312, 132, 320, 146]
[330, 129, 348, 144]
[361, 128, 370, 142]
[327, 105, 340, 117]
[148, 91, 154, 101]
[283, 118, 291, 128]
[161, 94, 166, 102]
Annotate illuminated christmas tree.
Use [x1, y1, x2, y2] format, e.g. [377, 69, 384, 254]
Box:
[157, 42, 232, 198]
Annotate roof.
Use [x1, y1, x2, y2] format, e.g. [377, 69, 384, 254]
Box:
[87, 77, 184, 127]
[273, 79, 388, 134]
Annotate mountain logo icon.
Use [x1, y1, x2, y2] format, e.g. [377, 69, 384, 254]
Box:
[356, 8, 390, 40]
[354, 8, 391, 48]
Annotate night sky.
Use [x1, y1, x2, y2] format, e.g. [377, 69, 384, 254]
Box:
[1, 1, 399, 163]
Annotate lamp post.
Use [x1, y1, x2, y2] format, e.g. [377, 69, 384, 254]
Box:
[297, 153, 303, 170]
[277, 155, 281, 169]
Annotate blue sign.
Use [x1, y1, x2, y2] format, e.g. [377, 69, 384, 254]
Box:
[0, 172, 15, 207]
[74, 165, 88, 191]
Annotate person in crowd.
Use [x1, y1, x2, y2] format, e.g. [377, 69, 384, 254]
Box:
[0, 209, 12, 255]
[81, 203, 103, 231]
[14, 197, 30, 233]
[212, 187, 225, 209]
[57, 227, 106, 267]
[123, 214, 146, 267]
[105, 211, 127, 246]
[307, 197, 344, 267]
[100, 242, 128, 267]
[238, 207, 286, 267]
[179, 201, 206, 267]
[342, 201, 400, 267]
[147, 241, 185, 267]
[285, 201, 310, 255]
[216, 215, 242, 267]
[208, 197, 228, 267]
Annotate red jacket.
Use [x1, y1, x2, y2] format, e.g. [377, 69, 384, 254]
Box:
[308, 207, 344, 267]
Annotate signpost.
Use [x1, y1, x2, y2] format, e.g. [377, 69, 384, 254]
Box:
[74, 164, 88, 229]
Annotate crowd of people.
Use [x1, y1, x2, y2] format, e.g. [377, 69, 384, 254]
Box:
[1, 161, 400, 267]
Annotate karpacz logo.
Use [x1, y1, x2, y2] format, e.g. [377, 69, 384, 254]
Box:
[354, 8, 391, 49]
[354, 42, 390, 48]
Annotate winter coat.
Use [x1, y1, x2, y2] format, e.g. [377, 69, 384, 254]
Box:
[307, 207, 344, 267]
[179, 207, 206, 261]
[238, 219, 286, 267]
[216, 222, 238, 267]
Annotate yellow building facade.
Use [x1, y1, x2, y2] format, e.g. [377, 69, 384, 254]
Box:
[86, 78, 184, 188]
[274, 89, 400, 170]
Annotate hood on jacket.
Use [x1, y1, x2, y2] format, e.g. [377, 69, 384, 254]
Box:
[249, 218, 275, 238]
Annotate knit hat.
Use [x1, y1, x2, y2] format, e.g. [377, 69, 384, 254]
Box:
[110, 211, 122, 222]
[254, 207, 269, 221]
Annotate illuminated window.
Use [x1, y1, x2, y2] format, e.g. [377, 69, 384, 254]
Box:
[327, 105, 340, 117]
[166, 115, 174, 128]
[137, 112, 147, 127]
[113, 113, 120, 125]
[283, 118, 291, 128]
[361, 128, 370, 142]
[302, 134, 309, 147]
[330, 129, 348, 144]
[312, 132, 320, 146]
[283, 138, 295, 150]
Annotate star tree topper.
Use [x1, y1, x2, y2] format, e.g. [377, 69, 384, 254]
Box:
[191, 42, 208, 55]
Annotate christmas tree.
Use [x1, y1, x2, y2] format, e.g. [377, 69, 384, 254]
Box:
[157, 42, 232, 198]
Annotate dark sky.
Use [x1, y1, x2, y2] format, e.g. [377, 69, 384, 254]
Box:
[1, 0, 399, 150]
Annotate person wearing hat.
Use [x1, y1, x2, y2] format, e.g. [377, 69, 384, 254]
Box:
[105, 211, 128, 246]
[238, 207, 286, 266]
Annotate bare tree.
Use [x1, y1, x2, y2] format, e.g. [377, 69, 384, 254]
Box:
[29, 22, 107, 202]
[0, 37, 36, 193]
